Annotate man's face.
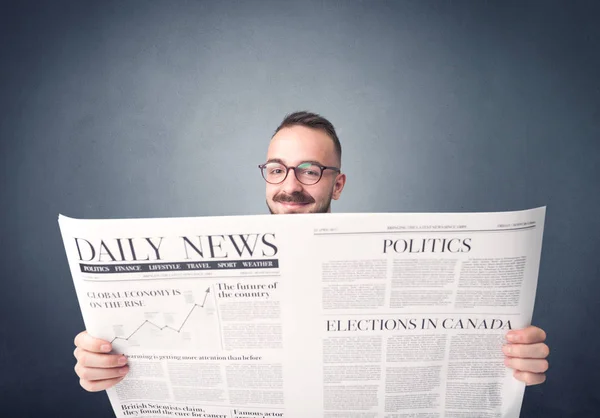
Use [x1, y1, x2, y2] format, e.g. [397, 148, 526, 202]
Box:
[264, 125, 346, 214]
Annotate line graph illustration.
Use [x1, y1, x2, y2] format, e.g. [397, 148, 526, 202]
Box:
[109, 287, 222, 351]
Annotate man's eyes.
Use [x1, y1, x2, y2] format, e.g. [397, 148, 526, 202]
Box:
[267, 165, 319, 176]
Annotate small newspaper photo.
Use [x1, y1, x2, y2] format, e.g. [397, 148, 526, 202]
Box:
[58, 207, 545, 418]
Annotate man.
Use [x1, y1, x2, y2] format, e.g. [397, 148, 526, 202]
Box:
[73, 111, 549, 391]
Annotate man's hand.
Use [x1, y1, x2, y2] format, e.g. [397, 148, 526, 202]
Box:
[73, 331, 129, 392]
[503, 325, 549, 385]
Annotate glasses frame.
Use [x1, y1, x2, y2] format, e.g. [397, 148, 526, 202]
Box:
[258, 161, 341, 185]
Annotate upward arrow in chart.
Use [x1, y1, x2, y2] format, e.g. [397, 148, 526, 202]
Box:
[110, 287, 212, 344]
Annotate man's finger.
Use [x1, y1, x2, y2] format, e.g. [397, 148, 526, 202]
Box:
[75, 363, 129, 381]
[74, 331, 113, 353]
[79, 376, 126, 392]
[74, 348, 128, 368]
[506, 326, 546, 344]
[503, 342, 549, 359]
[504, 357, 549, 374]
[513, 370, 547, 386]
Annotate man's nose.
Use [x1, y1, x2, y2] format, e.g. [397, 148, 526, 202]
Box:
[281, 168, 304, 193]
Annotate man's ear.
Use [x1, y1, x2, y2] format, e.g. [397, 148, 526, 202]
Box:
[332, 173, 346, 200]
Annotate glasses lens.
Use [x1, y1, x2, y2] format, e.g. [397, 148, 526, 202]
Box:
[295, 162, 322, 185]
[263, 162, 287, 184]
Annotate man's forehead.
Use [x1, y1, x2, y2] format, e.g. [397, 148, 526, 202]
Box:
[266, 125, 337, 164]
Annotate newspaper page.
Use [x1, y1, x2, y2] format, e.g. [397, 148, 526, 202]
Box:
[58, 207, 545, 418]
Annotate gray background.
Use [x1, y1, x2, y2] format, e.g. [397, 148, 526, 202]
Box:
[1, 0, 599, 416]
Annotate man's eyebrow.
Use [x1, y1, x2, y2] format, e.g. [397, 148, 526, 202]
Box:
[265, 158, 285, 164]
[265, 158, 327, 166]
[300, 160, 327, 167]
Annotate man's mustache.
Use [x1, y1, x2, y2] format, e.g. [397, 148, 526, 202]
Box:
[273, 192, 315, 204]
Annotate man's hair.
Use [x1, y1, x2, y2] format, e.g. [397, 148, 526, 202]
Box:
[273, 111, 342, 164]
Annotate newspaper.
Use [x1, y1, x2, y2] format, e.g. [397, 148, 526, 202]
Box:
[58, 207, 545, 418]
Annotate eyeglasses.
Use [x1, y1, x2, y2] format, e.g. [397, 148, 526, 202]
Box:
[258, 161, 341, 185]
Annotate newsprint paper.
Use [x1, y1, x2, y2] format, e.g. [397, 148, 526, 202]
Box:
[59, 207, 545, 418]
